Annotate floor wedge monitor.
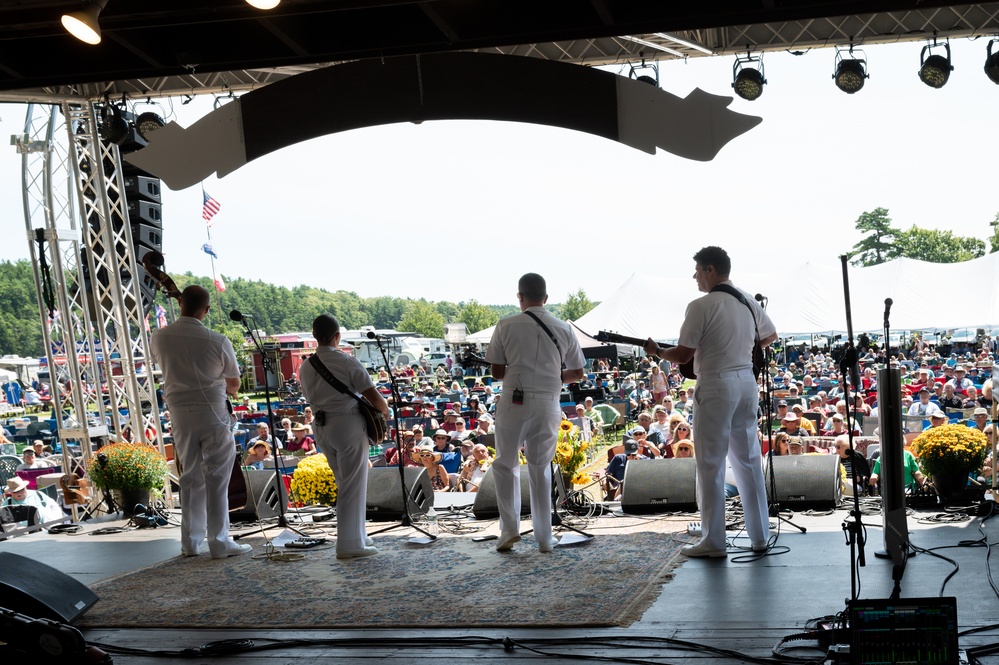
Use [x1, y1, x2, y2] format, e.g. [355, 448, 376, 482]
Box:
[764, 454, 841, 510]
[621, 458, 698, 514]
[366, 466, 433, 521]
[472, 465, 532, 519]
[0, 552, 99, 623]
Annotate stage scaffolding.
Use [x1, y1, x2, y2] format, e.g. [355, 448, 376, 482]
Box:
[16, 102, 170, 516]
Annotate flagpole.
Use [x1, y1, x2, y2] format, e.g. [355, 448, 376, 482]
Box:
[202, 185, 226, 324]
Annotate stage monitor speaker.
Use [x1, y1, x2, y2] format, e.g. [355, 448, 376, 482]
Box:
[230, 469, 289, 521]
[620, 458, 698, 514]
[366, 467, 433, 521]
[471, 464, 532, 519]
[0, 552, 98, 623]
[764, 454, 841, 510]
[877, 366, 909, 564]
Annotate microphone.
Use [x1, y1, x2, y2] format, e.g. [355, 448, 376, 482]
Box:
[883, 298, 893, 325]
[229, 309, 244, 323]
[754, 293, 766, 303]
[366, 331, 389, 340]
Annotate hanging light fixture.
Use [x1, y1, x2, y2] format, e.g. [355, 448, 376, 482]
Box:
[628, 61, 660, 88]
[732, 53, 766, 101]
[134, 112, 166, 141]
[919, 41, 953, 88]
[833, 46, 868, 94]
[61, 0, 108, 45]
[985, 39, 999, 84]
[245, 0, 281, 8]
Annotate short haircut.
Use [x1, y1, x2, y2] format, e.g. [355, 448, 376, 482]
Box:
[312, 314, 340, 345]
[518, 273, 547, 302]
[692, 246, 731, 276]
[179, 285, 210, 316]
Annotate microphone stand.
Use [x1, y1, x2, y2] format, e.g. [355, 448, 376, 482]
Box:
[233, 314, 308, 540]
[838, 255, 866, 604]
[366, 335, 436, 542]
[758, 295, 806, 534]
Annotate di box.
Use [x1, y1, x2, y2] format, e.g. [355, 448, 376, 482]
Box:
[366, 466, 433, 521]
[0, 552, 99, 623]
[764, 454, 841, 510]
[620, 458, 698, 514]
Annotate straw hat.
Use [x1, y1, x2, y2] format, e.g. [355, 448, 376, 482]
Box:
[411, 443, 442, 463]
[6, 477, 29, 493]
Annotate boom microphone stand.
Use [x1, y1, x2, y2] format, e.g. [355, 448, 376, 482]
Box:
[838, 255, 867, 604]
[366, 333, 436, 543]
[231, 310, 307, 540]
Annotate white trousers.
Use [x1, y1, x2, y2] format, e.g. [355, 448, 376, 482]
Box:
[314, 410, 369, 553]
[492, 393, 560, 544]
[693, 371, 770, 549]
[170, 403, 236, 555]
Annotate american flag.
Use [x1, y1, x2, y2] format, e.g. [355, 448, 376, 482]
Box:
[202, 191, 221, 224]
[214, 276, 226, 292]
[155, 304, 168, 328]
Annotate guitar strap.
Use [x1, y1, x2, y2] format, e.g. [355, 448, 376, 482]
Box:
[710, 283, 762, 365]
[307, 354, 368, 409]
[524, 310, 565, 370]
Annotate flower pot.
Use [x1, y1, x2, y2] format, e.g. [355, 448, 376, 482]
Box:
[931, 472, 970, 502]
[112, 488, 151, 515]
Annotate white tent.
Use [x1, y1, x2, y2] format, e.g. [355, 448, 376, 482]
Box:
[573, 253, 999, 341]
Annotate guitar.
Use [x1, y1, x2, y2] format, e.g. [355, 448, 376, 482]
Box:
[595, 331, 696, 380]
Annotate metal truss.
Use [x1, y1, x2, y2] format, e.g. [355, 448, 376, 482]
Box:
[18, 102, 168, 517]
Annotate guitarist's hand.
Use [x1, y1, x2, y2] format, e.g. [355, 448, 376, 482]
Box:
[643, 338, 660, 357]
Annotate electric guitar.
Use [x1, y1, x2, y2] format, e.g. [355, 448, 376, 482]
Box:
[595, 331, 696, 380]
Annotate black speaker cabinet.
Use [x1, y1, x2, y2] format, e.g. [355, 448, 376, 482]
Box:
[764, 454, 842, 510]
[0, 552, 98, 623]
[366, 466, 433, 521]
[230, 469, 289, 521]
[472, 464, 533, 519]
[620, 458, 698, 514]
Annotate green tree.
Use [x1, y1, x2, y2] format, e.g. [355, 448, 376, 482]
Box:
[561, 288, 595, 321]
[894, 227, 986, 263]
[989, 213, 999, 254]
[456, 299, 499, 334]
[398, 300, 445, 338]
[364, 296, 407, 329]
[848, 207, 901, 266]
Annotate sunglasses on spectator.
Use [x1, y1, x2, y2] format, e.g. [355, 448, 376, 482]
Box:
[434, 435, 447, 439]
[419, 453, 435, 458]
[677, 426, 690, 431]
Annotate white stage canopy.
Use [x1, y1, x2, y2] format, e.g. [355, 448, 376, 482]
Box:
[573, 253, 999, 342]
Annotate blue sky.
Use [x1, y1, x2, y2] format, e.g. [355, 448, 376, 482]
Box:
[1, 38, 996, 307]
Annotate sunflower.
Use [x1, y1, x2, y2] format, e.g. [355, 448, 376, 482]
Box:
[559, 420, 574, 433]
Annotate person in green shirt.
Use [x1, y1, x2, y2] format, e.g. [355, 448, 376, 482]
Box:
[869, 449, 926, 491]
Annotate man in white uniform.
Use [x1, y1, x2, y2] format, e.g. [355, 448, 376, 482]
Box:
[299, 314, 389, 559]
[486, 273, 585, 553]
[645, 247, 777, 558]
[150, 285, 248, 559]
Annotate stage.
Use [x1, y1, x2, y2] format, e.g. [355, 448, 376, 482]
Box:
[1, 494, 997, 664]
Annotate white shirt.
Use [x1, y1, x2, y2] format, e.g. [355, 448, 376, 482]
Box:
[150, 316, 239, 408]
[677, 280, 776, 377]
[486, 306, 585, 394]
[907, 400, 941, 417]
[299, 347, 374, 414]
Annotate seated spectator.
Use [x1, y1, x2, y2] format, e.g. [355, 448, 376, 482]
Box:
[15, 448, 52, 471]
[602, 438, 646, 500]
[672, 439, 695, 458]
[431, 429, 454, 454]
[870, 449, 925, 492]
[834, 435, 870, 496]
[777, 413, 810, 438]
[582, 397, 604, 430]
[31, 440, 54, 461]
[635, 412, 663, 448]
[774, 399, 791, 422]
[411, 426, 432, 447]
[927, 411, 948, 429]
[440, 409, 459, 433]
[786, 438, 805, 455]
[972, 407, 990, 432]
[472, 413, 493, 438]
[907, 387, 941, 418]
[963, 385, 985, 410]
[768, 432, 791, 456]
[946, 365, 973, 393]
[244, 441, 273, 470]
[451, 418, 473, 441]
[573, 404, 596, 443]
[626, 425, 660, 458]
[286, 424, 316, 455]
[385, 433, 420, 467]
[458, 443, 493, 492]
[247, 422, 281, 451]
[411, 443, 450, 492]
[790, 404, 816, 435]
[939, 383, 963, 410]
[276, 417, 294, 444]
[662, 422, 693, 458]
[649, 406, 672, 441]
[2, 476, 63, 524]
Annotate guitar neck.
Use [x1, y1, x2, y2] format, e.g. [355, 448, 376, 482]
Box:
[596, 331, 671, 348]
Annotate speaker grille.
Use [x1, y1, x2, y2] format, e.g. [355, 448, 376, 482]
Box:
[620, 458, 698, 514]
[763, 455, 841, 510]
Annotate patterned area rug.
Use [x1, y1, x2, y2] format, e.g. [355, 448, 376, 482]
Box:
[80, 516, 690, 629]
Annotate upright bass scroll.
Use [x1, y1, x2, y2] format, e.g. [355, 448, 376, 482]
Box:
[141, 249, 182, 302]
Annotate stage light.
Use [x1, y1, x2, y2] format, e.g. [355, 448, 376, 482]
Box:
[919, 42, 952, 88]
[732, 54, 766, 101]
[833, 47, 868, 94]
[61, 0, 108, 45]
[246, 0, 280, 8]
[134, 112, 165, 140]
[628, 61, 659, 88]
[985, 40, 999, 84]
[99, 106, 128, 145]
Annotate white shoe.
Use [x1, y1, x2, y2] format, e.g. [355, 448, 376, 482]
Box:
[687, 522, 702, 536]
[365, 536, 374, 546]
[210, 542, 252, 559]
[681, 541, 727, 558]
[336, 546, 378, 560]
[496, 532, 521, 552]
[751, 540, 768, 553]
[538, 538, 559, 553]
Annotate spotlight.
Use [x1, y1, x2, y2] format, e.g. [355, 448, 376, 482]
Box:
[99, 106, 128, 145]
[919, 42, 952, 88]
[134, 112, 165, 140]
[245, 0, 280, 8]
[732, 54, 766, 101]
[61, 0, 108, 45]
[628, 61, 659, 88]
[985, 40, 999, 84]
[833, 47, 868, 94]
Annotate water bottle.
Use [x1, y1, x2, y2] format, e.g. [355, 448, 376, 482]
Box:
[425, 506, 438, 536]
